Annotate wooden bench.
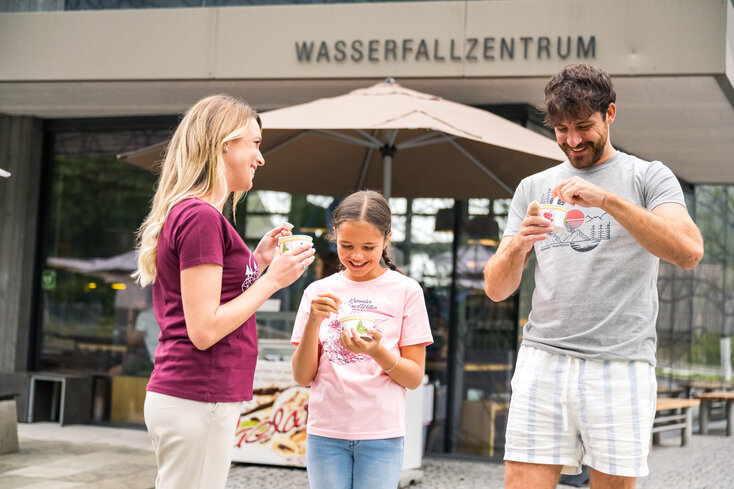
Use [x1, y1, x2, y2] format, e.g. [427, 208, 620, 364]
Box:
[652, 397, 700, 447]
[694, 391, 734, 436]
[0, 392, 19, 454]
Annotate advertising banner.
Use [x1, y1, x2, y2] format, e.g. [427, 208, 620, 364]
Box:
[232, 360, 309, 467]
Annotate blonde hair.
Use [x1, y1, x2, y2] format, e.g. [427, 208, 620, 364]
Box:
[133, 94, 260, 286]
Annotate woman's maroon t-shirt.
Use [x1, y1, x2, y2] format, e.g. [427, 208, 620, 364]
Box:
[146, 198, 260, 402]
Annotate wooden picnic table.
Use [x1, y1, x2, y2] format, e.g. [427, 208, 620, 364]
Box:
[694, 391, 734, 436]
[652, 397, 700, 447]
[678, 379, 734, 398]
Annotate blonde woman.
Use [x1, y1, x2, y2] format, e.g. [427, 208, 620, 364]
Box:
[134, 94, 314, 489]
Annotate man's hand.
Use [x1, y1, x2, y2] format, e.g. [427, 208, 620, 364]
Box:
[483, 201, 553, 302]
[552, 176, 607, 208]
[513, 201, 555, 255]
[552, 177, 703, 270]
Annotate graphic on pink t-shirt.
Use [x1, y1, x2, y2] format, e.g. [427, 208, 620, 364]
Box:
[344, 298, 393, 319]
[323, 297, 393, 366]
[322, 318, 369, 366]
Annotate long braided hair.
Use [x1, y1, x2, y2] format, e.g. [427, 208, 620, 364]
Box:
[330, 190, 402, 274]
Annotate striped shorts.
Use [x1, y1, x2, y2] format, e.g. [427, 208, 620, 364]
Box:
[504, 345, 657, 477]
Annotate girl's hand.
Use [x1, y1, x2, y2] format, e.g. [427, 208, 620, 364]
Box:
[339, 326, 382, 356]
[309, 292, 341, 324]
[254, 223, 293, 270]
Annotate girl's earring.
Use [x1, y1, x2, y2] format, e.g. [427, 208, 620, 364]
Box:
[223, 145, 229, 152]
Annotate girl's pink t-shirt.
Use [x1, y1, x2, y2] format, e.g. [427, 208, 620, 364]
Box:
[291, 270, 433, 440]
[146, 198, 260, 403]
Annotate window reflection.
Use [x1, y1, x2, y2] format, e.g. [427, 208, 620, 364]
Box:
[42, 131, 165, 377]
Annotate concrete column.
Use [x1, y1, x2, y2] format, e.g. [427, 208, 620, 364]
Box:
[0, 115, 44, 405]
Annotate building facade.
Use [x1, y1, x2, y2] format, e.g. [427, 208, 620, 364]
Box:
[1, 0, 733, 457]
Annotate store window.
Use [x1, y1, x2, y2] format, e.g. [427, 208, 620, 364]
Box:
[409, 197, 516, 458]
[40, 129, 167, 378]
[657, 185, 734, 393]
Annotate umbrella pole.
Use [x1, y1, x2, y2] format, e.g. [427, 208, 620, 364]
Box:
[380, 144, 396, 199]
[383, 154, 392, 199]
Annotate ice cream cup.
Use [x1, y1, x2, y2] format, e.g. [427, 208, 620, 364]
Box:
[539, 204, 568, 233]
[278, 234, 313, 254]
[340, 315, 374, 340]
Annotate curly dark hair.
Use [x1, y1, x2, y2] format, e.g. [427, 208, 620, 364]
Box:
[543, 64, 616, 127]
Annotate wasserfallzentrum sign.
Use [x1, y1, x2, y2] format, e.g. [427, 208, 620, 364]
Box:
[296, 35, 596, 64]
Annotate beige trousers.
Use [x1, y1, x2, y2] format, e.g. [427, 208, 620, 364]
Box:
[144, 391, 242, 489]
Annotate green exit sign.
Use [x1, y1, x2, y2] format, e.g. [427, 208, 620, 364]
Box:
[41, 269, 56, 290]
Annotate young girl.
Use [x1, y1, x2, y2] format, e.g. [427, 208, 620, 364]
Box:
[291, 190, 433, 489]
[134, 94, 315, 489]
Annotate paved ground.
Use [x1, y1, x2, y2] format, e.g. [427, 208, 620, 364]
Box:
[2, 421, 733, 488]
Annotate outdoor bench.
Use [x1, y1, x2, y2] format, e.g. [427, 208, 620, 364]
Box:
[0, 392, 19, 454]
[694, 391, 734, 436]
[28, 372, 93, 425]
[652, 397, 699, 447]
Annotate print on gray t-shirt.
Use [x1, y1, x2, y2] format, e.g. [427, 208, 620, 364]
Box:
[503, 151, 686, 366]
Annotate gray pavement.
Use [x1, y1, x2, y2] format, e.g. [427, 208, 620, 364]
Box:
[2, 421, 732, 488]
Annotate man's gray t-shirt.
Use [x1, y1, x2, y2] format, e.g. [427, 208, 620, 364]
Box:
[503, 151, 685, 366]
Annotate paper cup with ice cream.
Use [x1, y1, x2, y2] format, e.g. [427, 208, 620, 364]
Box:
[539, 204, 568, 233]
[278, 234, 313, 254]
[340, 315, 374, 340]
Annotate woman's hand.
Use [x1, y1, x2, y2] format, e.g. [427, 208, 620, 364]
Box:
[253, 223, 293, 270]
[339, 326, 383, 356]
[262, 243, 315, 290]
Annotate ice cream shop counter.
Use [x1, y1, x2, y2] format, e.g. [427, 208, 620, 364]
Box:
[233, 339, 428, 472]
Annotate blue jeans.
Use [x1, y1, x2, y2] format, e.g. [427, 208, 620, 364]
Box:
[306, 434, 404, 489]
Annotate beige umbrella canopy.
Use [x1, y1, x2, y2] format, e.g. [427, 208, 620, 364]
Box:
[118, 80, 565, 199]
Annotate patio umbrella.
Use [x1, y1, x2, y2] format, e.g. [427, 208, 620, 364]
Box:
[117, 79, 564, 199]
[46, 251, 148, 309]
[47, 251, 138, 284]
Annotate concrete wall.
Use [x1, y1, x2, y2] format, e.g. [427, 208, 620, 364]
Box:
[0, 0, 728, 81]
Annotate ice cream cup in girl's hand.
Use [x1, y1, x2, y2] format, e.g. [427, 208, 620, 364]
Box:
[278, 234, 313, 254]
[340, 315, 374, 340]
[538, 204, 568, 233]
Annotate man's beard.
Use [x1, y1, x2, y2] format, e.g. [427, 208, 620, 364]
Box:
[562, 138, 606, 169]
